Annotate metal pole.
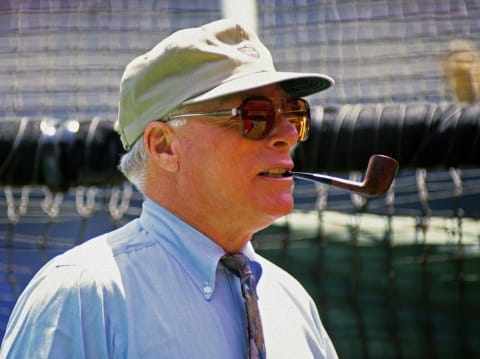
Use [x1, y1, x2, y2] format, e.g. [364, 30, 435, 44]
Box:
[220, 0, 258, 34]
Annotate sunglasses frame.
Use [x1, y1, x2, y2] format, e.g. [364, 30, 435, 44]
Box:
[167, 96, 311, 142]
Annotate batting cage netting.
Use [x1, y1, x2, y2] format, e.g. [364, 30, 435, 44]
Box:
[1, 1, 480, 358]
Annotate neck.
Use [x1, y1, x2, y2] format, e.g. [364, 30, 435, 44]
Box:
[166, 200, 255, 253]
[144, 192, 254, 253]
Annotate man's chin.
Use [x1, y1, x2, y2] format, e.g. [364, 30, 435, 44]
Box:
[264, 199, 294, 219]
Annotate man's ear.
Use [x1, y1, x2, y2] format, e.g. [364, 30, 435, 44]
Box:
[144, 121, 179, 173]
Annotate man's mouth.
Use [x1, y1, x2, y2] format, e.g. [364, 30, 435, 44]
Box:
[259, 168, 293, 178]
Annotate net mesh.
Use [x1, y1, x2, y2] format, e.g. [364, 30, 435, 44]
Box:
[1, 1, 480, 358]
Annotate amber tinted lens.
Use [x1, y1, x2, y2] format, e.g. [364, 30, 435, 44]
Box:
[239, 99, 276, 140]
[282, 99, 310, 141]
[239, 98, 310, 141]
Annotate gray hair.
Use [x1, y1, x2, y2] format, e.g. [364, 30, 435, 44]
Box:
[118, 136, 148, 192]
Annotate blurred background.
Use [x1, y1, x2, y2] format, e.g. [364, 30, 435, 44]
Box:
[1, 1, 480, 358]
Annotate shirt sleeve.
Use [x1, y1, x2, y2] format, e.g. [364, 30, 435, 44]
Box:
[0, 262, 124, 359]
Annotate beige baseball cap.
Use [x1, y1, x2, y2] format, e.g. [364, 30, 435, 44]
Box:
[117, 18, 334, 150]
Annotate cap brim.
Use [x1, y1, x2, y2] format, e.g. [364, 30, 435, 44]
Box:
[183, 71, 334, 104]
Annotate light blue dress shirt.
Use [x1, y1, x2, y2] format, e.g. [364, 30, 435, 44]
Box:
[0, 199, 337, 358]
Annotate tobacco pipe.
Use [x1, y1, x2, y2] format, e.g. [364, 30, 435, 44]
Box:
[290, 154, 399, 197]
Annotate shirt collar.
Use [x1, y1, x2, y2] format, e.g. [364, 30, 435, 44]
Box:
[138, 199, 262, 300]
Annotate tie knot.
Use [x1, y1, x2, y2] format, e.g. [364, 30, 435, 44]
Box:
[220, 253, 252, 278]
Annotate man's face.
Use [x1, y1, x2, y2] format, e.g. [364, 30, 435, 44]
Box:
[165, 84, 302, 244]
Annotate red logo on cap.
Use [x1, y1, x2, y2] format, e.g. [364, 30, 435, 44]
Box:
[237, 44, 259, 59]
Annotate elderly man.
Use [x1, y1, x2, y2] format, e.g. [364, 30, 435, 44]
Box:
[1, 19, 337, 358]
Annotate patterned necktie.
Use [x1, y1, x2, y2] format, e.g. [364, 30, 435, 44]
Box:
[221, 253, 266, 359]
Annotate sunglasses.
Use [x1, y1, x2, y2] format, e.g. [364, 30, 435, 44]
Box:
[167, 96, 311, 142]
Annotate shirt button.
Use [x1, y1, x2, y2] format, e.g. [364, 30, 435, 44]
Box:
[203, 284, 212, 294]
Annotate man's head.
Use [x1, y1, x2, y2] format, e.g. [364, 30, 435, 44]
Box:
[117, 19, 334, 251]
[116, 18, 333, 151]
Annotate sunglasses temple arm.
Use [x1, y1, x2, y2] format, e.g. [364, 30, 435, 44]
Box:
[167, 109, 235, 120]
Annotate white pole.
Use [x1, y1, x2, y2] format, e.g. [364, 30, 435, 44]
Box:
[220, 0, 258, 34]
